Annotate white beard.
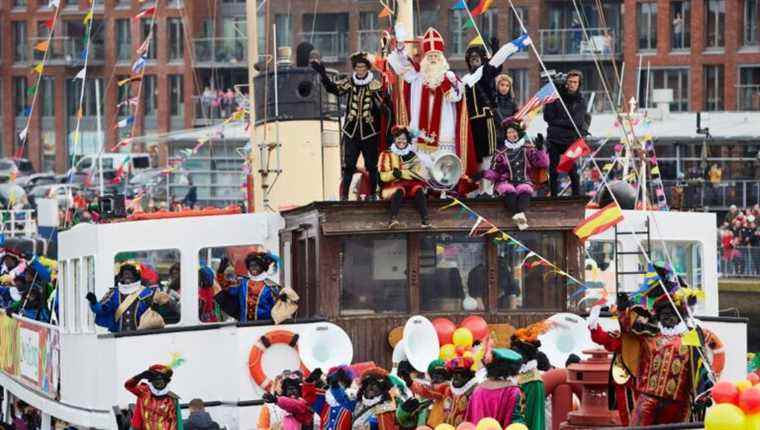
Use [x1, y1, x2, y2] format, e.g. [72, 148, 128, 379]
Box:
[420, 54, 449, 89]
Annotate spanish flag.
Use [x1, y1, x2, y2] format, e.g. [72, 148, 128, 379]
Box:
[573, 203, 624, 241]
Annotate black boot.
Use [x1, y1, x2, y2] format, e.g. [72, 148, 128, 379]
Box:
[388, 189, 403, 228]
[505, 193, 518, 213]
[414, 191, 431, 228]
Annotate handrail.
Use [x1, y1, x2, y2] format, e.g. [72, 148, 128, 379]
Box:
[0, 209, 37, 238]
[538, 27, 618, 57]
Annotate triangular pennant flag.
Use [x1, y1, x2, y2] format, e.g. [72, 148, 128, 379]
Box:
[44, 19, 55, 30]
[378, 6, 392, 17]
[83, 10, 94, 25]
[681, 329, 701, 347]
[132, 56, 146, 73]
[468, 35, 484, 47]
[76, 107, 83, 120]
[48, 0, 60, 8]
[462, 18, 475, 30]
[33, 63, 44, 74]
[468, 216, 485, 236]
[439, 198, 461, 211]
[26, 84, 38, 96]
[118, 76, 142, 86]
[136, 38, 151, 56]
[479, 226, 500, 237]
[117, 116, 135, 129]
[134, 6, 156, 20]
[23, 107, 32, 117]
[18, 126, 29, 142]
[452, 0, 468, 10]
[34, 41, 50, 52]
[74, 68, 86, 80]
[81, 48, 89, 60]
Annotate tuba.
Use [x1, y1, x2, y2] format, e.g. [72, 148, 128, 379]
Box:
[428, 152, 463, 190]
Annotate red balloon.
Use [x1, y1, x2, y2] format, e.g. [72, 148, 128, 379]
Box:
[740, 387, 760, 413]
[455, 345, 466, 356]
[460, 316, 489, 341]
[713, 381, 741, 405]
[432, 318, 457, 346]
[749, 373, 760, 385]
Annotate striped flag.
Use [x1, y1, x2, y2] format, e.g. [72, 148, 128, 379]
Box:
[134, 6, 156, 20]
[512, 82, 559, 121]
[573, 203, 624, 242]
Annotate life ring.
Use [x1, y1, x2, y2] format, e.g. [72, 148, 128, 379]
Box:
[248, 329, 309, 391]
[127, 206, 241, 221]
[702, 328, 726, 377]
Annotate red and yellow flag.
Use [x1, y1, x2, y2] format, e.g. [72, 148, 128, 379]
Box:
[573, 203, 624, 242]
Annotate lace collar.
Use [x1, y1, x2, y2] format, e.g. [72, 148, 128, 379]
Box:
[353, 72, 374, 86]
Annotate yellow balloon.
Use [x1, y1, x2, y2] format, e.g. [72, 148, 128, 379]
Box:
[505, 425, 528, 430]
[705, 404, 746, 430]
[746, 413, 760, 430]
[475, 418, 501, 430]
[738, 380, 754, 393]
[435, 424, 455, 430]
[462, 351, 474, 359]
[440, 344, 457, 361]
[453, 328, 474, 348]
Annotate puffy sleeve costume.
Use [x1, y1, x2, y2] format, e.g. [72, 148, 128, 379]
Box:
[91, 286, 154, 332]
[125, 368, 182, 430]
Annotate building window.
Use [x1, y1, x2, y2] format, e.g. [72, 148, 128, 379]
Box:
[448, 10, 467, 57]
[116, 19, 131, 63]
[358, 12, 380, 53]
[41, 131, 56, 172]
[507, 68, 530, 106]
[168, 18, 184, 61]
[222, 16, 247, 64]
[638, 68, 690, 112]
[142, 19, 157, 60]
[416, 5, 440, 37]
[738, 66, 760, 110]
[41, 77, 55, 118]
[478, 10, 498, 42]
[13, 0, 27, 8]
[14, 77, 28, 118]
[705, 0, 725, 49]
[13, 21, 28, 63]
[671, 1, 691, 49]
[116, 75, 131, 118]
[114, 0, 130, 7]
[66, 78, 104, 118]
[143, 75, 157, 117]
[704, 65, 724, 111]
[637, 3, 657, 51]
[745, 0, 759, 46]
[420, 233, 486, 312]
[169, 75, 184, 117]
[301, 14, 349, 62]
[340, 235, 408, 315]
[496, 232, 565, 310]
[509, 6, 528, 40]
[275, 14, 292, 48]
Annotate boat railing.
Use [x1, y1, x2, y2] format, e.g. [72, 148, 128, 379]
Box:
[0, 209, 37, 238]
[719, 245, 760, 278]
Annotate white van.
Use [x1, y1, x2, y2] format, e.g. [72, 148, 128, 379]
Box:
[67, 153, 152, 177]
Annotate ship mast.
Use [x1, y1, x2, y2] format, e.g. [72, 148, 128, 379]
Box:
[245, 0, 259, 212]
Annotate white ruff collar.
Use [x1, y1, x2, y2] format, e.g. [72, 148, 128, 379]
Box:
[249, 272, 268, 282]
[391, 144, 413, 157]
[118, 281, 142, 295]
[148, 384, 170, 397]
[361, 395, 383, 407]
[659, 321, 688, 337]
[326, 389, 340, 407]
[449, 377, 478, 396]
[504, 138, 525, 151]
[353, 72, 374, 86]
[520, 359, 538, 374]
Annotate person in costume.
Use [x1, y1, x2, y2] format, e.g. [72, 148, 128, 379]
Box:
[86, 263, 155, 332]
[587, 305, 636, 426]
[378, 126, 431, 228]
[405, 359, 450, 428]
[311, 52, 388, 200]
[125, 365, 182, 430]
[0, 250, 22, 276]
[302, 367, 356, 430]
[198, 267, 222, 323]
[483, 120, 549, 230]
[444, 356, 478, 426]
[493, 74, 518, 145]
[214, 252, 280, 322]
[510, 324, 550, 430]
[263, 371, 314, 430]
[352, 367, 398, 430]
[465, 348, 525, 428]
[618, 269, 720, 426]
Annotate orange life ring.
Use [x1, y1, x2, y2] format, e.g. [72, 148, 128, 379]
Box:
[703, 328, 726, 376]
[248, 329, 309, 391]
[127, 206, 241, 221]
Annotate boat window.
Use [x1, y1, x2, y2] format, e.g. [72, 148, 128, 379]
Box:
[496, 232, 565, 310]
[72, 259, 82, 333]
[639, 240, 703, 290]
[341, 235, 408, 315]
[419, 233, 485, 312]
[84, 256, 95, 331]
[61, 260, 71, 332]
[108, 249, 181, 329]
[582, 240, 620, 308]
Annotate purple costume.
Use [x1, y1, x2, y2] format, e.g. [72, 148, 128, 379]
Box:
[483, 140, 549, 197]
[464, 384, 525, 428]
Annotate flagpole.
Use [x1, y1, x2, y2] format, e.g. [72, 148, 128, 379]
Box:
[95, 78, 104, 197]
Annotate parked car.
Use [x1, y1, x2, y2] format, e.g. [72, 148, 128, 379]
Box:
[17, 173, 57, 192]
[28, 184, 80, 209]
[0, 183, 28, 209]
[0, 159, 19, 184]
[12, 158, 35, 177]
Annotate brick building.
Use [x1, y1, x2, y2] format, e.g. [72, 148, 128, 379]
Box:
[0, 0, 250, 176]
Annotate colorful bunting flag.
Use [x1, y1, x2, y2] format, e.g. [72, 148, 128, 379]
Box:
[557, 138, 590, 173]
[468, 35, 484, 47]
[80, 48, 88, 60]
[44, 19, 55, 30]
[470, 0, 495, 15]
[462, 18, 475, 30]
[49, 0, 60, 8]
[136, 38, 151, 56]
[34, 41, 50, 52]
[74, 68, 86, 80]
[134, 6, 156, 20]
[378, 6, 392, 17]
[18, 127, 29, 142]
[117, 116, 135, 129]
[33, 63, 45, 74]
[468, 216, 485, 236]
[131, 56, 146, 73]
[573, 203, 624, 242]
[681, 329, 701, 347]
[118, 76, 142, 86]
[452, 0, 469, 10]
[83, 10, 94, 25]
[26, 84, 38, 97]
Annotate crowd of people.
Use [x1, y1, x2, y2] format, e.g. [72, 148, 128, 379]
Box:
[719, 204, 760, 274]
[0, 249, 56, 324]
[200, 86, 241, 120]
[313, 30, 589, 230]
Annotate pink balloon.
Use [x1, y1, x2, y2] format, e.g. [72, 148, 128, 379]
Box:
[461, 315, 489, 340]
[456, 422, 476, 430]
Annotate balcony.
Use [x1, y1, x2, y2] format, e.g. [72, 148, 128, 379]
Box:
[358, 30, 381, 53]
[738, 85, 760, 111]
[29, 37, 104, 66]
[192, 37, 247, 67]
[298, 31, 347, 63]
[537, 28, 619, 61]
[192, 95, 243, 127]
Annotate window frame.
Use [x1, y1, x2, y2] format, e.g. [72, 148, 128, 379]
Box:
[637, 2, 658, 51]
[670, 0, 691, 50]
[745, 0, 759, 47]
[704, 64, 725, 111]
[704, 0, 726, 49]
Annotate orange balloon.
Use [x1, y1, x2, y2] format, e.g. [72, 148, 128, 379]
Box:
[738, 380, 754, 393]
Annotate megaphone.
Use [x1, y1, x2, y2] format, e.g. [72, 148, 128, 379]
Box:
[538, 313, 595, 368]
[403, 315, 440, 372]
[298, 322, 354, 371]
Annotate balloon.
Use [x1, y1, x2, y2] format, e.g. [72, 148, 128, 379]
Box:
[435, 425, 455, 430]
[749, 373, 760, 385]
[462, 297, 478, 311]
[461, 315, 490, 340]
[453, 328, 474, 348]
[740, 387, 760, 414]
[432, 318, 457, 346]
[745, 413, 760, 430]
[739, 380, 754, 393]
[463, 351, 474, 359]
[440, 344, 457, 361]
[705, 403, 746, 430]
[505, 425, 528, 430]
[714, 381, 741, 405]
[475, 418, 501, 430]
[416, 427, 433, 430]
[455, 422, 476, 430]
